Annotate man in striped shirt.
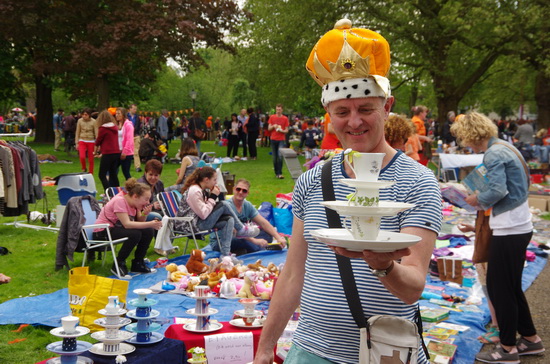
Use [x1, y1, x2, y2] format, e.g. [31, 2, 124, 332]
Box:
[254, 19, 442, 364]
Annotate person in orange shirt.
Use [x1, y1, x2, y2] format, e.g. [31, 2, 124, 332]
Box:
[411, 105, 432, 165]
[205, 116, 213, 140]
[320, 112, 341, 150]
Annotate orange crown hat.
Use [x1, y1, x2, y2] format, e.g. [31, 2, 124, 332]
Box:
[306, 19, 391, 106]
[107, 107, 117, 116]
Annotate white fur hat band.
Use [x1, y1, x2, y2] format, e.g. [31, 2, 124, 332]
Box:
[321, 75, 391, 106]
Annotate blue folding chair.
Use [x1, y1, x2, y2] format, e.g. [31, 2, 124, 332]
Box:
[157, 191, 220, 254]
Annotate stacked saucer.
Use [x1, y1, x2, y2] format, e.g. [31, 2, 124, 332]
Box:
[89, 296, 135, 356]
[46, 315, 92, 364]
[230, 298, 264, 328]
[125, 288, 164, 344]
[184, 285, 223, 333]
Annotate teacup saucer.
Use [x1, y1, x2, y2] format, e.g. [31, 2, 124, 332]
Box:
[89, 342, 136, 356]
[183, 321, 223, 333]
[320, 201, 415, 216]
[338, 179, 395, 189]
[229, 318, 263, 328]
[91, 330, 134, 343]
[50, 326, 90, 338]
[186, 308, 219, 316]
[311, 229, 422, 252]
[126, 309, 160, 320]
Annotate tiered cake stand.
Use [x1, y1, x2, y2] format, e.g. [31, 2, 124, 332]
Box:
[312, 152, 422, 252]
[125, 288, 164, 344]
[46, 317, 92, 364]
[89, 297, 135, 356]
[184, 285, 223, 333]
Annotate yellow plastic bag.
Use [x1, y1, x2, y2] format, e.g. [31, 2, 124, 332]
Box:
[68, 267, 129, 331]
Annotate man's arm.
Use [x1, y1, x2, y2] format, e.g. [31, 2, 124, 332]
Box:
[253, 217, 307, 364]
[252, 214, 287, 246]
[333, 226, 436, 304]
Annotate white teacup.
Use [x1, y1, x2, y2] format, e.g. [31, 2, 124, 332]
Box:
[61, 315, 80, 334]
[344, 215, 381, 241]
[105, 296, 120, 314]
[345, 152, 385, 181]
[349, 187, 380, 207]
[133, 288, 152, 305]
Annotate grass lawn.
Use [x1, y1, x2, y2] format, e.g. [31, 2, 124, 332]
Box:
[0, 137, 300, 363]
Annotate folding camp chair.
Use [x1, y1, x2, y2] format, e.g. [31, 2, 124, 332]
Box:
[157, 191, 221, 254]
[105, 187, 126, 201]
[279, 148, 304, 181]
[80, 198, 129, 279]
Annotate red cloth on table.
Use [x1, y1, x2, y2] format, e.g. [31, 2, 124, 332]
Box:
[165, 322, 284, 363]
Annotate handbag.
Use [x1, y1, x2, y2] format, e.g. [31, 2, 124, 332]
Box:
[192, 118, 206, 140]
[472, 209, 492, 264]
[68, 267, 129, 331]
[321, 161, 427, 364]
[472, 141, 530, 264]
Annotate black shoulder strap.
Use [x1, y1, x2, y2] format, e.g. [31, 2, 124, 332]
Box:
[321, 161, 367, 328]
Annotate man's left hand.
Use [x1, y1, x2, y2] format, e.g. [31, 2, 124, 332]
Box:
[330, 246, 412, 270]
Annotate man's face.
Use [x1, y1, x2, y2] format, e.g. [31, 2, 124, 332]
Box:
[240, 109, 246, 116]
[276, 106, 283, 114]
[145, 170, 160, 186]
[232, 182, 250, 202]
[326, 97, 392, 153]
[130, 105, 137, 114]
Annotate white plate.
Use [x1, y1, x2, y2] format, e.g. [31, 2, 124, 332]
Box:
[338, 179, 395, 189]
[98, 308, 127, 316]
[94, 317, 132, 328]
[186, 308, 219, 316]
[49, 326, 90, 338]
[183, 322, 223, 333]
[91, 330, 134, 343]
[229, 318, 263, 328]
[233, 309, 263, 317]
[126, 309, 160, 320]
[125, 331, 164, 345]
[46, 356, 93, 364]
[89, 342, 136, 356]
[46, 341, 93, 355]
[320, 201, 415, 216]
[311, 229, 422, 252]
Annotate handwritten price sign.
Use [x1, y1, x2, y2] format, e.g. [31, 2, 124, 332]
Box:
[204, 332, 254, 364]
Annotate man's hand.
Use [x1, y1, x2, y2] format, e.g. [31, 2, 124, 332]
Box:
[330, 246, 412, 270]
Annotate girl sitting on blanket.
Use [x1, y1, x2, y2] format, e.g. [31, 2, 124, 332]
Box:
[175, 166, 259, 264]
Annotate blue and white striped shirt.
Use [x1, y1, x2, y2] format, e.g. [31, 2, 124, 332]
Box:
[291, 151, 442, 363]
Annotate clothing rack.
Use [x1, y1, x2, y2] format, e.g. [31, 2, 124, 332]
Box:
[0, 129, 33, 144]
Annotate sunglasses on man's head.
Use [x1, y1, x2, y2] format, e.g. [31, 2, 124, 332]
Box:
[235, 187, 248, 193]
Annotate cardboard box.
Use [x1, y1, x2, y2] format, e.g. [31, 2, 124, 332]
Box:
[528, 196, 550, 212]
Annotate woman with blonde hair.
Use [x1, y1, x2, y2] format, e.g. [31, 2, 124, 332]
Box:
[451, 112, 544, 363]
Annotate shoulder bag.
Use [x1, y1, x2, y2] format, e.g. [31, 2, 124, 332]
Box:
[192, 118, 206, 140]
[321, 161, 427, 364]
[472, 141, 530, 264]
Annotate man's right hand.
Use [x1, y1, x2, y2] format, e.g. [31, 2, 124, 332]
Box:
[252, 351, 275, 364]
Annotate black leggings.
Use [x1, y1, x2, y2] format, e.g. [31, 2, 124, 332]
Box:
[247, 132, 259, 158]
[486, 232, 537, 346]
[93, 227, 154, 262]
[98, 153, 120, 190]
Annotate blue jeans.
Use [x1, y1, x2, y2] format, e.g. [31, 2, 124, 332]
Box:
[198, 201, 244, 256]
[271, 140, 285, 176]
[231, 230, 272, 254]
[533, 145, 549, 163]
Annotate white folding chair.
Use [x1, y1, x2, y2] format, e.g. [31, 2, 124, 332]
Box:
[105, 186, 126, 201]
[80, 199, 129, 278]
[157, 191, 221, 254]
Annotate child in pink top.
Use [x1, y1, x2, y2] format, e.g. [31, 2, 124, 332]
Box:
[94, 178, 162, 278]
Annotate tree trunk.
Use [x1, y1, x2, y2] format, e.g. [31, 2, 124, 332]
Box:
[97, 75, 109, 110]
[34, 75, 54, 144]
[535, 70, 550, 129]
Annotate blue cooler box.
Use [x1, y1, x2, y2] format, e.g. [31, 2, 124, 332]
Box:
[55, 173, 97, 205]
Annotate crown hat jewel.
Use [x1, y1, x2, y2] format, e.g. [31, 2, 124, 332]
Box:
[306, 19, 392, 106]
